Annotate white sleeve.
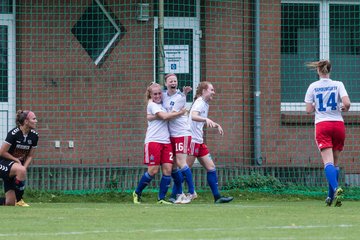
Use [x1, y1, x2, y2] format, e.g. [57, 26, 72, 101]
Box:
[338, 82, 349, 98]
[304, 85, 314, 103]
[147, 102, 163, 115]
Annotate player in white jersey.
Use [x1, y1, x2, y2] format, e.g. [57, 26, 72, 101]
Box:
[187, 81, 233, 204]
[304, 60, 350, 207]
[133, 83, 186, 204]
[162, 73, 195, 204]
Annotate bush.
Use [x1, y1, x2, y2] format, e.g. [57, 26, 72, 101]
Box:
[223, 172, 284, 190]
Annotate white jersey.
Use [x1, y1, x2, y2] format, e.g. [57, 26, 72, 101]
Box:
[304, 78, 348, 124]
[162, 89, 191, 137]
[189, 97, 209, 144]
[144, 101, 170, 144]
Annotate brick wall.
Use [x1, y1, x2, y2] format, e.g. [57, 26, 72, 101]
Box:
[15, 0, 360, 176]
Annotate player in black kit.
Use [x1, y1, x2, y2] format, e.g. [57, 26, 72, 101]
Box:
[0, 110, 38, 206]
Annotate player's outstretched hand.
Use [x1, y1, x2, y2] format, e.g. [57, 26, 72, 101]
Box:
[205, 118, 216, 128]
[183, 86, 192, 95]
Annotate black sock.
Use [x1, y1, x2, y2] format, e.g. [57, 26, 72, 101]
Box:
[15, 189, 24, 202]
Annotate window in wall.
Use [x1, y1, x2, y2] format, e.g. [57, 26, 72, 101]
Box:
[281, 3, 319, 106]
[154, 0, 197, 17]
[71, 0, 125, 66]
[0, 25, 8, 102]
[281, 0, 360, 111]
[0, 0, 12, 14]
[330, 4, 360, 102]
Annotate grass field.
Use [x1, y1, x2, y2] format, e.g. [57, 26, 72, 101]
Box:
[1, 196, 359, 240]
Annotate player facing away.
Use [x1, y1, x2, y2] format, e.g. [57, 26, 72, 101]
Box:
[304, 60, 350, 207]
[162, 73, 195, 204]
[0, 110, 39, 206]
[187, 81, 233, 204]
[133, 82, 186, 204]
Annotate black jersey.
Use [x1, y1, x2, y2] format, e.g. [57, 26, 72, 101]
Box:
[3, 127, 39, 163]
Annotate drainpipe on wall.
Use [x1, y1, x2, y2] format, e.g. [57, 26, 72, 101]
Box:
[254, 0, 262, 165]
[157, 0, 165, 86]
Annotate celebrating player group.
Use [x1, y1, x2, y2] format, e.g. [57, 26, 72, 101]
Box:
[133, 74, 233, 204]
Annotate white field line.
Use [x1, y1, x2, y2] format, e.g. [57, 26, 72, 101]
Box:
[0, 224, 353, 237]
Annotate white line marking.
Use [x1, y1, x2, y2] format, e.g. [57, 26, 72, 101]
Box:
[0, 224, 354, 237]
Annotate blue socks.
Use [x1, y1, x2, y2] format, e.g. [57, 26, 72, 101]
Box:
[180, 165, 195, 194]
[135, 172, 153, 195]
[158, 175, 171, 200]
[135, 172, 172, 200]
[171, 165, 195, 197]
[325, 163, 338, 198]
[207, 169, 221, 200]
[171, 169, 183, 197]
[328, 166, 340, 199]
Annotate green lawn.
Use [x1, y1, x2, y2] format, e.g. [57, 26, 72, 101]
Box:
[1, 199, 359, 240]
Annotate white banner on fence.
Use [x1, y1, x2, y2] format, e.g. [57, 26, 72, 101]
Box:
[164, 45, 189, 74]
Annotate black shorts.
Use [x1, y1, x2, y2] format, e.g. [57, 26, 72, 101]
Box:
[0, 159, 16, 192]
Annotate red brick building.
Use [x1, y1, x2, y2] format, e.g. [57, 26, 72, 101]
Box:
[1, 0, 360, 190]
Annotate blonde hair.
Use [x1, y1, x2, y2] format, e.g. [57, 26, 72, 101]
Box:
[306, 60, 331, 75]
[144, 82, 162, 104]
[16, 110, 33, 127]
